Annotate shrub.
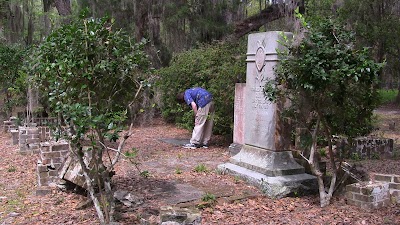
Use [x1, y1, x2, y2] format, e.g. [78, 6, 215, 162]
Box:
[0, 44, 27, 118]
[156, 40, 246, 135]
[31, 14, 151, 224]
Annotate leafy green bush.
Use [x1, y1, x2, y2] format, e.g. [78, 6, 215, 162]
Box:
[156, 40, 246, 135]
[0, 44, 27, 117]
[267, 16, 382, 138]
[265, 13, 382, 207]
[31, 14, 151, 224]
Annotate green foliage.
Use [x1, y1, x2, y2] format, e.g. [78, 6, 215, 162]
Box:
[319, 148, 327, 158]
[338, 0, 400, 57]
[378, 89, 398, 105]
[0, 44, 27, 117]
[30, 14, 151, 223]
[156, 40, 246, 135]
[175, 167, 182, 174]
[32, 15, 151, 143]
[350, 152, 362, 161]
[338, 0, 400, 87]
[163, 1, 237, 44]
[233, 176, 241, 184]
[392, 148, 400, 159]
[193, 163, 208, 173]
[197, 192, 217, 209]
[201, 192, 216, 203]
[370, 152, 380, 160]
[125, 148, 139, 158]
[267, 16, 383, 138]
[7, 165, 16, 173]
[305, 0, 336, 20]
[140, 170, 150, 178]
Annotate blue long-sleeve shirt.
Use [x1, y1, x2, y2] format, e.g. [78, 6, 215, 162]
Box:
[184, 87, 213, 108]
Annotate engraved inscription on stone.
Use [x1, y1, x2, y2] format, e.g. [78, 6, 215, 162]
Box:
[251, 86, 270, 109]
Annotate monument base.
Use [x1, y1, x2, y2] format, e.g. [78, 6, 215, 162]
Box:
[220, 145, 318, 198]
[230, 145, 306, 176]
[218, 163, 317, 198]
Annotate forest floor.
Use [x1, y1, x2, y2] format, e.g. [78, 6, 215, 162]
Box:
[1, 105, 400, 225]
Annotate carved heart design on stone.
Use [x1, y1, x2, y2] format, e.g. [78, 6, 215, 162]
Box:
[255, 46, 265, 72]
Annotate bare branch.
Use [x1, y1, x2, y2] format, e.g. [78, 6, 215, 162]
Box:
[129, 82, 143, 108]
[105, 124, 134, 171]
[309, 116, 320, 165]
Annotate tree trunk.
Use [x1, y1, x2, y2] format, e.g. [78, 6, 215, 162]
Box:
[304, 116, 336, 207]
[54, 0, 71, 16]
[42, 0, 53, 37]
[7, 3, 24, 43]
[133, 0, 149, 42]
[25, 0, 34, 45]
[54, 0, 72, 24]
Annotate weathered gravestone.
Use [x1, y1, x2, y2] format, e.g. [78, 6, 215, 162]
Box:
[218, 31, 317, 198]
[229, 83, 246, 156]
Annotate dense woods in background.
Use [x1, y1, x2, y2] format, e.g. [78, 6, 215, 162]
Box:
[0, 0, 400, 129]
[1, 0, 399, 68]
[1, 0, 249, 68]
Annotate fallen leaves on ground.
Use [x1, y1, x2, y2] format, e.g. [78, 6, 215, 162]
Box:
[0, 115, 399, 224]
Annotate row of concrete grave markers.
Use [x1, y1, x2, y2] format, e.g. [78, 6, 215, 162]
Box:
[219, 31, 318, 198]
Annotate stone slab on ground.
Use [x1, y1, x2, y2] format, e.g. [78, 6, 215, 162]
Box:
[161, 183, 205, 205]
[218, 162, 317, 199]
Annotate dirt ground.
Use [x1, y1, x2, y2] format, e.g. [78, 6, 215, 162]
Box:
[0, 106, 400, 225]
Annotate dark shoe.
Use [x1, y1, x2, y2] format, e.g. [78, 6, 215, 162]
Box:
[183, 143, 200, 149]
[201, 144, 208, 149]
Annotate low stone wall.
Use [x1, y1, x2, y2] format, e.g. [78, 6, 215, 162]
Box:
[371, 173, 400, 204]
[11, 129, 19, 145]
[38, 126, 52, 142]
[19, 126, 40, 154]
[351, 137, 393, 159]
[37, 141, 69, 186]
[345, 181, 390, 210]
[18, 121, 55, 153]
[32, 117, 57, 126]
[3, 117, 18, 133]
[346, 173, 400, 210]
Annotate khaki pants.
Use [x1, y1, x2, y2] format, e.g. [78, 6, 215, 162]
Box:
[190, 101, 215, 145]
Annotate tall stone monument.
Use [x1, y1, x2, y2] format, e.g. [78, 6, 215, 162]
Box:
[218, 31, 317, 198]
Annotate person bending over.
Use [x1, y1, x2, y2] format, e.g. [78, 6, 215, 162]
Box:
[176, 87, 215, 149]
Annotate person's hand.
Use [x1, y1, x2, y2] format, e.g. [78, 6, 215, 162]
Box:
[191, 102, 198, 115]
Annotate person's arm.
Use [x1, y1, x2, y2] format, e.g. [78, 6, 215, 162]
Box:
[190, 101, 197, 115]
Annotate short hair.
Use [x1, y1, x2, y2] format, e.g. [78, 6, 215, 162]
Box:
[176, 92, 185, 103]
